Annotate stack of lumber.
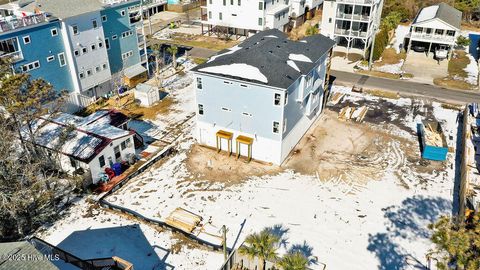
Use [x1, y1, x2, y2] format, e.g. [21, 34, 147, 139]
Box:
[351, 106, 369, 123]
[424, 123, 443, 147]
[339, 106, 369, 122]
[338, 106, 353, 121]
[329, 92, 345, 105]
[165, 207, 202, 233]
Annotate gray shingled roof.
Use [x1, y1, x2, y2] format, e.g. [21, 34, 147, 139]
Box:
[413, 3, 462, 30]
[191, 29, 335, 89]
[0, 241, 59, 270]
[34, 0, 104, 19]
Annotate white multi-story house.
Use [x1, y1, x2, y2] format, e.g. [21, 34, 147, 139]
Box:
[405, 3, 461, 57]
[320, 0, 383, 57]
[191, 29, 335, 164]
[200, 0, 323, 37]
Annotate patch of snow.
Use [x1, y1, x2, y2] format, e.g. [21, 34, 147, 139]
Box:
[207, 46, 242, 63]
[374, 59, 405, 74]
[37, 198, 223, 270]
[464, 54, 479, 85]
[264, 35, 279, 38]
[416, 5, 439, 23]
[287, 60, 300, 72]
[289, 53, 312, 63]
[199, 63, 269, 83]
[392, 25, 410, 53]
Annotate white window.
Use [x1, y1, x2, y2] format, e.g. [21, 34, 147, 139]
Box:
[238, 0, 241, 5]
[22, 36, 30, 44]
[258, 2, 263, 10]
[98, 41, 103, 48]
[208, 11, 212, 19]
[21, 60, 40, 72]
[102, 15, 107, 22]
[447, 30, 455, 36]
[91, 44, 96, 51]
[112, 35, 118, 40]
[79, 72, 85, 79]
[196, 77, 202, 89]
[74, 50, 80, 57]
[223, 81, 232, 85]
[95, 66, 101, 73]
[209, 0, 212, 3]
[258, 18, 263, 26]
[223, 0, 226, 5]
[58, 53, 66, 67]
[105, 38, 110, 49]
[51, 28, 58, 36]
[219, 12, 223, 20]
[273, 121, 279, 133]
[240, 84, 248, 88]
[328, 18, 332, 23]
[46, 55, 55, 62]
[82, 47, 87, 54]
[86, 69, 92, 76]
[274, 93, 281, 105]
[120, 10, 126, 16]
[102, 63, 108, 70]
[92, 19, 98, 29]
[198, 104, 204, 115]
[242, 112, 252, 117]
[221, 107, 231, 112]
[72, 25, 79, 35]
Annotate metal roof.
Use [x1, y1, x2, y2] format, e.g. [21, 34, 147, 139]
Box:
[124, 63, 147, 79]
[0, 241, 59, 270]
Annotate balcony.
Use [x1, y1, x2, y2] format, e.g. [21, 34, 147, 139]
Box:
[335, 28, 368, 38]
[337, 12, 370, 22]
[409, 32, 456, 44]
[0, 50, 23, 62]
[137, 33, 145, 45]
[337, 0, 375, 5]
[0, 14, 47, 33]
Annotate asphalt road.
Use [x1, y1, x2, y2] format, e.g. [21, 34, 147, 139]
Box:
[331, 70, 480, 104]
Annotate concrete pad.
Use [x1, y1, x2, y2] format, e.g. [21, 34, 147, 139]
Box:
[403, 51, 448, 84]
[331, 56, 359, 73]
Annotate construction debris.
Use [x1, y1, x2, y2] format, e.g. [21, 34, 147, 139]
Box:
[338, 105, 369, 123]
[329, 92, 345, 105]
[165, 207, 202, 233]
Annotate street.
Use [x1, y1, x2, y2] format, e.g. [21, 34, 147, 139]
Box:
[331, 70, 480, 104]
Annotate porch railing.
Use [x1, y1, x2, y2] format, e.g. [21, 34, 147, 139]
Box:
[0, 14, 47, 33]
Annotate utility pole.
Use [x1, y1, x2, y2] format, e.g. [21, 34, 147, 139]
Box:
[368, 25, 378, 71]
[221, 225, 228, 261]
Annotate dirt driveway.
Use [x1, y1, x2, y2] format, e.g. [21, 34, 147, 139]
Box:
[403, 51, 448, 84]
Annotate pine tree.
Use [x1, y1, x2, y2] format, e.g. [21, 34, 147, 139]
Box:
[429, 212, 480, 270]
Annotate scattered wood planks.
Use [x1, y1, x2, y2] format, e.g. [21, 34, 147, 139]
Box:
[329, 92, 345, 105]
[338, 105, 369, 122]
[165, 207, 203, 233]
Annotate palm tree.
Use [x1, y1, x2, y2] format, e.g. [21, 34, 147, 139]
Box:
[239, 230, 280, 270]
[166, 45, 178, 69]
[277, 252, 309, 270]
[151, 44, 162, 88]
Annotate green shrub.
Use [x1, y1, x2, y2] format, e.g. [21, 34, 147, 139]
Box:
[457, 36, 471, 47]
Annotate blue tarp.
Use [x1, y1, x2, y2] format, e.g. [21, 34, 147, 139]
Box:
[469, 33, 480, 61]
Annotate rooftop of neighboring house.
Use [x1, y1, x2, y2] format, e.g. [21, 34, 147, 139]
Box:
[0, 241, 59, 270]
[192, 29, 335, 89]
[412, 2, 462, 30]
[21, 111, 133, 163]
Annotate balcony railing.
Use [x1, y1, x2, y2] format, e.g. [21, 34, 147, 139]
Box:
[336, 12, 371, 21]
[0, 14, 47, 33]
[410, 33, 456, 43]
[335, 28, 368, 38]
[0, 50, 23, 62]
[337, 0, 374, 4]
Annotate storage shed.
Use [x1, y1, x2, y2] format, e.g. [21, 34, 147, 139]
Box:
[418, 121, 448, 161]
[124, 64, 148, 88]
[134, 83, 160, 107]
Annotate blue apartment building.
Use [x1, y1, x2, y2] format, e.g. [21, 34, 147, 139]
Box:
[0, 0, 149, 109]
[192, 29, 335, 164]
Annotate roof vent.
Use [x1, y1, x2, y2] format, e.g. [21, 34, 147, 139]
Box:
[283, 40, 288, 43]
[268, 50, 273, 53]
[276, 45, 281, 48]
